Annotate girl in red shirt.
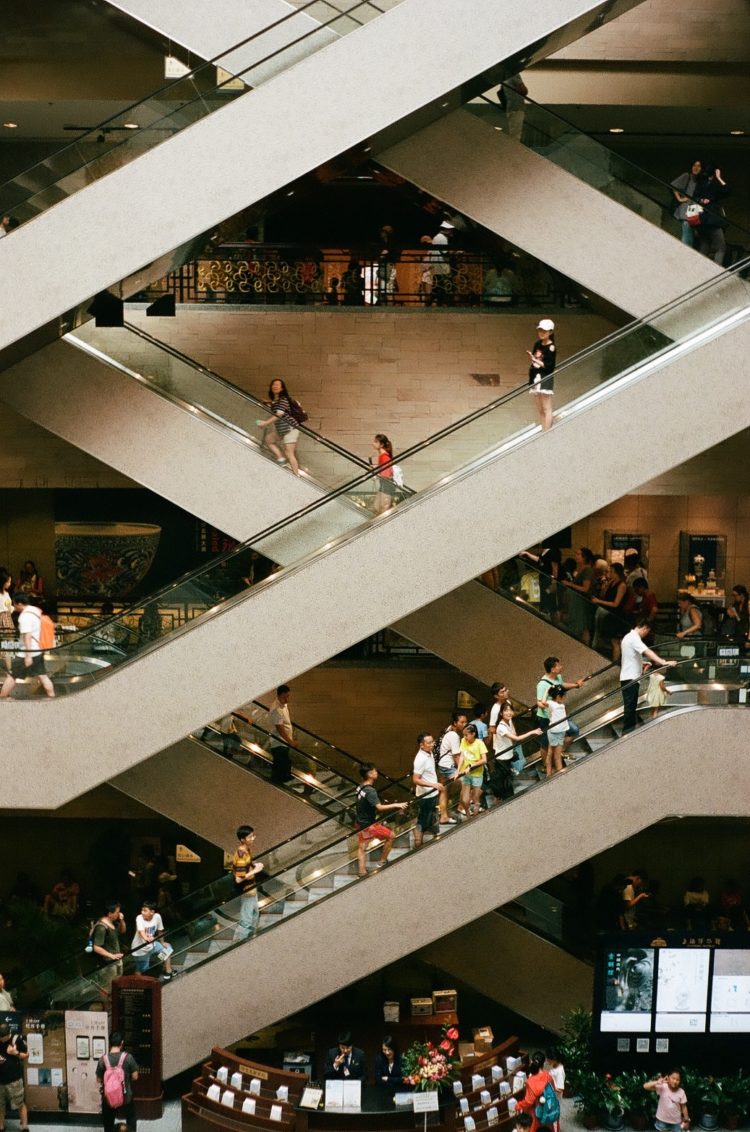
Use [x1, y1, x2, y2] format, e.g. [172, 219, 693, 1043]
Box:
[517, 1051, 555, 1132]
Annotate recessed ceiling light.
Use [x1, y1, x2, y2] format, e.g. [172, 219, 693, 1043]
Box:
[122, 122, 139, 130]
[609, 127, 625, 134]
[441, 101, 449, 108]
[493, 125, 503, 131]
[2, 122, 18, 129]
[363, 146, 371, 153]
[286, 190, 294, 196]
[730, 129, 745, 136]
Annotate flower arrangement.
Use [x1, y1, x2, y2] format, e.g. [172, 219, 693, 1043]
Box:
[402, 1025, 461, 1092]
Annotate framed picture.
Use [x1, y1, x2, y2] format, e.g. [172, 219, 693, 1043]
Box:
[75, 1036, 90, 1060]
[92, 1037, 106, 1060]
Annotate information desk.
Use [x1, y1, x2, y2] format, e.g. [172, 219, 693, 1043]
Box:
[183, 1038, 525, 1132]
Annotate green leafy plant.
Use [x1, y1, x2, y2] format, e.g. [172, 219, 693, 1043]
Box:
[559, 1006, 593, 1091]
[574, 1070, 612, 1119]
[720, 1075, 750, 1118]
[615, 1071, 657, 1117]
[697, 1077, 724, 1113]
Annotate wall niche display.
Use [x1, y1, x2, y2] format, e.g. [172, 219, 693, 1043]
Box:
[54, 522, 161, 598]
[604, 531, 649, 568]
[678, 532, 726, 596]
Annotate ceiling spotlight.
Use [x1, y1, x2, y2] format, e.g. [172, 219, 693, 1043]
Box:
[609, 127, 625, 134]
[2, 122, 18, 129]
[730, 129, 745, 136]
[286, 190, 294, 196]
[122, 121, 139, 130]
[441, 101, 449, 108]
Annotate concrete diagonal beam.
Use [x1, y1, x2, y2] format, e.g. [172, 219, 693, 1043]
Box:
[0, 0, 647, 357]
[158, 705, 750, 1077]
[375, 108, 719, 318]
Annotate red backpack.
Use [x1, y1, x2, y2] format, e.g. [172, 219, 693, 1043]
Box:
[102, 1051, 127, 1109]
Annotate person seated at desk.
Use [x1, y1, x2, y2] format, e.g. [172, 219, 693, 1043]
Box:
[324, 1031, 366, 1080]
[373, 1036, 403, 1088]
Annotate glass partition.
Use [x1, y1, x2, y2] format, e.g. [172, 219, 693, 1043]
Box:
[469, 90, 750, 255]
[0, 0, 402, 225]
[4, 256, 749, 692]
[9, 655, 741, 1012]
[68, 320, 369, 490]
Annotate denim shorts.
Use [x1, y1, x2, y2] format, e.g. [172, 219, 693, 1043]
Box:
[462, 772, 484, 787]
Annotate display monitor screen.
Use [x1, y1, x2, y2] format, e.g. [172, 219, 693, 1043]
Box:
[593, 935, 750, 1070]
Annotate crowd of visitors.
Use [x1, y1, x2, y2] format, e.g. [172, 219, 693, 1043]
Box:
[594, 868, 750, 934]
[670, 159, 731, 264]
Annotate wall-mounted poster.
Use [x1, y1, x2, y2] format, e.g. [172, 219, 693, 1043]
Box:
[23, 1011, 67, 1113]
[64, 1010, 108, 1114]
[604, 532, 650, 569]
[679, 532, 727, 596]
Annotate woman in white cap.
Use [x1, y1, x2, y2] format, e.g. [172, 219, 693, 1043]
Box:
[527, 318, 556, 431]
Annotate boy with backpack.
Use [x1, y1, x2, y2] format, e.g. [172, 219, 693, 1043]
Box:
[96, 1032, 139, 1132]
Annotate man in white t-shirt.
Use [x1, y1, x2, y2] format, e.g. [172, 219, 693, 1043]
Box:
[412, 734, 445, 847]
[131, 900, 174, 979]
[268, 683, 296, 783]
[620, 621, 674, 731]
[0, 593, 55, 698]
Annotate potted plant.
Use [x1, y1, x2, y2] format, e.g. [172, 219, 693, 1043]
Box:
[696, 1077, 723, 1131]
[559, 1007, 593, 1095]
[720, 1075, 750, 1130]
[616, 1071, 656, 1131]
[602, 1075, 626, 1131]
[574, 1070, 611, 1130]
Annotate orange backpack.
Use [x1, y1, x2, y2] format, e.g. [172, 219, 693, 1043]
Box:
[39, 613, 55, 650]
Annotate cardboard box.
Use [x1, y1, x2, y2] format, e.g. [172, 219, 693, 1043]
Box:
[383, 1001, 400, 1023]
[433, 988, 457, 1014]
[458, 1042, 476, 1062]
[410, 997, 433, 1016]
[472, 1027, 495, 1054]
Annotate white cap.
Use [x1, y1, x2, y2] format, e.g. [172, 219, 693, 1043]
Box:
[439, 220, 455, 229]
[537, 318, 555, 331]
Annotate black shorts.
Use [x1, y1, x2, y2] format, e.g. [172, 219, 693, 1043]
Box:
[11, 654, 46, 678]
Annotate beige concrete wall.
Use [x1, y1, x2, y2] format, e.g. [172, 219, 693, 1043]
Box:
[160, 704, 750, 1077]
[127, 307, 616, 457]
[2, 316, 749, 807]
[549, 0, 750, 62]
[0, 0, 635, 354]
[419, 914, 593, 1034]
[376, 111, 717, 317]
[257, 663, 488, 781]
[111, 738, 320, 852]
[572, 493, 750, 600]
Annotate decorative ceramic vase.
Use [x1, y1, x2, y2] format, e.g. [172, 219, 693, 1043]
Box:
[54, 522, 161, 598]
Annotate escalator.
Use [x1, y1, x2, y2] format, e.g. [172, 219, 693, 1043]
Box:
[376, 92, 729, 317]
[0, 320, 369, 539]
[0, 0, 646, 362]
[110, 702, 406, 846]
[2, 261, 750, 806]
[9, 658, 750, 1077]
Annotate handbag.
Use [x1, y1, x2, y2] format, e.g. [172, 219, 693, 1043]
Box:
[685, 203, 703, 227]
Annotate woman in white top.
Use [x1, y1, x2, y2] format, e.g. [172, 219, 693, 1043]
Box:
[494, 702, 542, 776]
[0, 570, 13, 632]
